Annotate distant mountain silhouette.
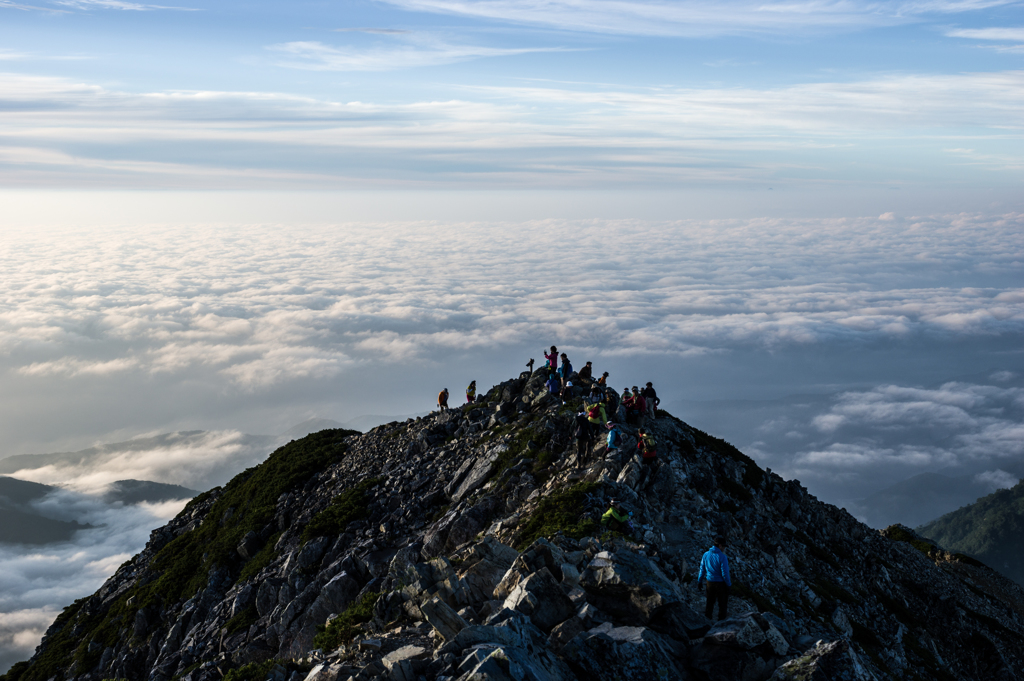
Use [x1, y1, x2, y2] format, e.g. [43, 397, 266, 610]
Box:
[102, 480, 199, 505]
[0, 477, 89, 545]
[850, 471, 1001, 528]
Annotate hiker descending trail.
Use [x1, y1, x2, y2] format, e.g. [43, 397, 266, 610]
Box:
[698, 536, 732, 621]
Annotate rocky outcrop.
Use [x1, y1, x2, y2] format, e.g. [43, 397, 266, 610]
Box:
[8, 370, 1024, 681]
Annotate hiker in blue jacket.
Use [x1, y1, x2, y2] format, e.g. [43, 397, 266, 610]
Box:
[697, 536, 731, 620]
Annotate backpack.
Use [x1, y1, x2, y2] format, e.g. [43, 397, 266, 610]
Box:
[587, 404, 601, 419]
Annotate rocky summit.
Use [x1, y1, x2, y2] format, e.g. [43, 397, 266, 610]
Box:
[7, 369, 1024, 681]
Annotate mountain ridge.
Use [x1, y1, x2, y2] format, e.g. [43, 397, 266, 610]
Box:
[5, 369, 1024, 681]
[919, 480, 1024, 587]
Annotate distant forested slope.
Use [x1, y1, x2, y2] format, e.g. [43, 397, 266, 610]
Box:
[919, 481, 1024, 586]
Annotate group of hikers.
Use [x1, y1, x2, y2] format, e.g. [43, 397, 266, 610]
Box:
[434, 347, 731, 621]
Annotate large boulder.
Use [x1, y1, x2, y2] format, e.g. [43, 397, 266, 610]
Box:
[502, 568, 575, 632]
[459, 538, 519, 603]
[692, 613, 792, 681]
[561, 623, 686, 681]
[421, 597, 470, 641]
[579, 550, 681, 625]
[771, 639, 876, 681]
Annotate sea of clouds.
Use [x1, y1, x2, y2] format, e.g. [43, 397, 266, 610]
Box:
[0, 212, 1022, 670]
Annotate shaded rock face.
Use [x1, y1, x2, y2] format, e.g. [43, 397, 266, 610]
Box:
[12, 370, 1024, 681]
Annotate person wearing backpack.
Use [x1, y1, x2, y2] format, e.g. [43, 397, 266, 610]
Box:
[606, 422, 623, 452]
[466, 381, 476, 404]
[637, 428, 657, 487]
[573, 410, 594, 465]
[438, 388, 449, 412]
[585, 399, 607, 439]
[630, 386, 646, 426]
[601, 499, 631, 533]
[559, 354, 573, 384]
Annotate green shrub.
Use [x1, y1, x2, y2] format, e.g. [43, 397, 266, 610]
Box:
[225, 605, 258, 635]
[222, 660, 279, 681]
[515, 482, 601, 549]
[301, 478, 381, 544]
[313, 591, 381, 651]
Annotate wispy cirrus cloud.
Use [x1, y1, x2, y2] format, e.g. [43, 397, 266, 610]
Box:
[0, 70, 1022, 188]
[53, 0, 197, 10]
[380, 0, 1018, 36]
[267, 37, 571, 71]
[946, 26, 1024, 52]
[947, 26, 1024, 40]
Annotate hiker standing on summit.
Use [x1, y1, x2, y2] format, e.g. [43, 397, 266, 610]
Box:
[466, 380, 476, 404]
[544, 346, 558, 372]
[641, 382, 660, 420]
[698, 536, 732, 621]
[437, 388, 449, 411]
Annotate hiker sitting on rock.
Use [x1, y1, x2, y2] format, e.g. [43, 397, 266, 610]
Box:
[601, 499, 630, 532]
[578, 361, 593, 382]
[698, 536, 732, 621]
[546, 373, 561, 399]
[561, 379, 576, 404]
[438, 388, 449, 412]
[466, 380, 476, 404]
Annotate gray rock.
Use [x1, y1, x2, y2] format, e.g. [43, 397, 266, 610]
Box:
[256, 579, 282, 618]
[421, 596, 470, 641]
[561, 624, 685, 681]
[231, 584, 255, 618]
[771, 639, 877, 680]
[237, 531, 262, 561]
[450, 446, 505, 502]
[704, 615, 768, 650]
[649, 601, 712, 640]
[502, 568, 575, 632]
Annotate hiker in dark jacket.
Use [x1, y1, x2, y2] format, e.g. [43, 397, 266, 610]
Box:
[573, 410, 594, 465]
[578, 361, 593, 382]
[641, 382, 660, 420]
[697, 536, 732, 620]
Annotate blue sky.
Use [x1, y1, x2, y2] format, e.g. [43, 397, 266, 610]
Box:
[1, 0, 1022, 200]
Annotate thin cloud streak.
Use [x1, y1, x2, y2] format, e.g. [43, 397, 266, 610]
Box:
[0, 70, 1023, 187]
[267, 38, 572, 71]
[381, 0, 1017, 36]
